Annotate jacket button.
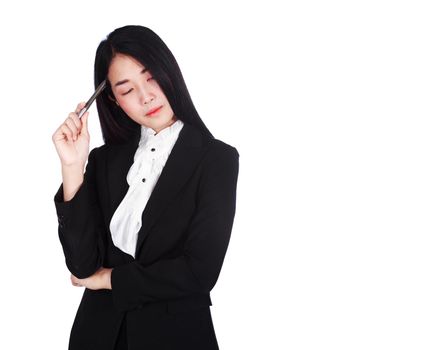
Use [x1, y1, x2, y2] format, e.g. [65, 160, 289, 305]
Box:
[151, 148, 155, 152]
[142, 178, 146, 182]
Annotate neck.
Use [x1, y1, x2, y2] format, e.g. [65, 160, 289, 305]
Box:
[153, 115, 178, 135]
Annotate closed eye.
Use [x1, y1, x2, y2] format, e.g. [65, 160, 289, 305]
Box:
[122, 77, 154, 96]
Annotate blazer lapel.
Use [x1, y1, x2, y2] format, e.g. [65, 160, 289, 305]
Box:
[105, 123, 209, 258]
[106, 133, 139, 228]
[135, 123, 208, 257]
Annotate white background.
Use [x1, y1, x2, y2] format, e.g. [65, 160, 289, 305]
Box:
[0, 0, 441, 349]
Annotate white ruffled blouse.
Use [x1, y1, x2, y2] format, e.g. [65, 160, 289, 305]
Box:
[109, 119, 184, 258]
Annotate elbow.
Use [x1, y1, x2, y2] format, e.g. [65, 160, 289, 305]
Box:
[65, 247, 103, 279]
[186, 255, 224, 294]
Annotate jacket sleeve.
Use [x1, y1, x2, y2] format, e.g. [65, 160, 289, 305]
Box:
[54, 147, 105, 279]
[110, 144, 240, 312]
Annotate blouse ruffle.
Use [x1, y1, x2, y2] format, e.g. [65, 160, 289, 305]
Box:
[109, 119, 184, 257]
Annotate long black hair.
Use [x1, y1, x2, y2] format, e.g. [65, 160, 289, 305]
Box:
[94, 25, 214, 145]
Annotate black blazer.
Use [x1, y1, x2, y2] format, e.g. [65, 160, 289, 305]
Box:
[54, 122, 239, 350]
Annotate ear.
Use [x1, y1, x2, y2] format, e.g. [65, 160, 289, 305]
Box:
[108, 94, 119, 106]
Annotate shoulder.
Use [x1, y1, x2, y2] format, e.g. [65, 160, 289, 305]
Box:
[184, 122, 239, 162]
[85, 143, 111, 168]
[88, 137, 131, 159]
[206, 138, 239, 160]
[88, 143, 107, 160]
[200, 137, 240, 180]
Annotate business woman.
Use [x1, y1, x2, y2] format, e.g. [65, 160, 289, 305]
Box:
[52, 25, 239, 350]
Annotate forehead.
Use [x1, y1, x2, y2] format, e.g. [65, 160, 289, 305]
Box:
[108, 54, 149, 80]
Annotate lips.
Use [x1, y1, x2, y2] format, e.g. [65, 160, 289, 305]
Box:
[146, 106, 163, 116]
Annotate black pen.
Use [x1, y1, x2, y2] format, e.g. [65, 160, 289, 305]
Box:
[76, 80, 107, 118]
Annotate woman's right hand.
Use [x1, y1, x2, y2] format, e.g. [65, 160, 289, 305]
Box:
[52, 102, 90, 167]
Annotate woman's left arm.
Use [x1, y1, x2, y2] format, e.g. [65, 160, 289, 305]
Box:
[109, 143, 240, 312]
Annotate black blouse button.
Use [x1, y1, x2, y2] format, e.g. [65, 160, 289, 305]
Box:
[151, 148, 156, 152]
[142, 178, 146, 182]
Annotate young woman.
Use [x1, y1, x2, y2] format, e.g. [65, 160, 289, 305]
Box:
[52, 25, 239, 350]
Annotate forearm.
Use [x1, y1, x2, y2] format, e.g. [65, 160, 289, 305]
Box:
[55, 148, 104, 278]
[111, 255, 208, 311]
[61, 163, 85, 201]
[71, 267, 113, 290]
[56, 183, 105, 279]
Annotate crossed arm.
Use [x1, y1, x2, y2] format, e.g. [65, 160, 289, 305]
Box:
[70, 266, 112, 289]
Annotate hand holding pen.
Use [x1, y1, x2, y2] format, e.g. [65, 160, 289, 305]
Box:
[52, 80, 107, 169]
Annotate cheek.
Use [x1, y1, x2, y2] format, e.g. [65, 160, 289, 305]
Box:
[118, 98, 137, 113]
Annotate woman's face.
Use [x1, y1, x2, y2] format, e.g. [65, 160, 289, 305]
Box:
[107, 53, 176, 133]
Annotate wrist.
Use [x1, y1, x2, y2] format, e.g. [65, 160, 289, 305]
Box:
[61, 164, 85, 201]
[106, 268, 113, 290]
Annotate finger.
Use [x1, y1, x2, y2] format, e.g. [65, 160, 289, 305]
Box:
[53, 124, 71, 143]
[60, 124, 74, 142]
[68, 111, 82, 130]
[64, 118, 79, 141]
[75, 101, 87, 115]
[80, 111, 89, 134]
[65, 117, 79, 134]
[71, 275, 83, 287]
[71, 275, 78, 286]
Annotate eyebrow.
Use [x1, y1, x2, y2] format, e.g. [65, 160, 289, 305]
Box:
[114, 67, 149, 87]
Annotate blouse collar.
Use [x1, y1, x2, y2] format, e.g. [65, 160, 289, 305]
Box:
[139, 118, 184, 146]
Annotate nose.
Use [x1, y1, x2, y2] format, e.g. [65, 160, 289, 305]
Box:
[139, 85, 154, 105]
[143, 95, 154, 105]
